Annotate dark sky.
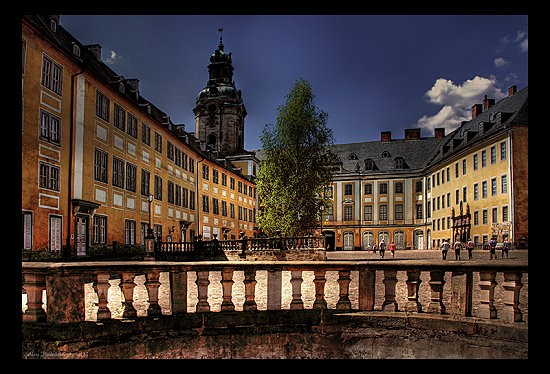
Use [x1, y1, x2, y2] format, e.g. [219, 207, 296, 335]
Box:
[60, 14, 528, 150]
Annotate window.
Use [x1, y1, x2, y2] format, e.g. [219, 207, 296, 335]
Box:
[167, 181, 174, 204]
[394, 182, 403, 194]
[39, 162, 59, 191]
[182, 187, 189, 208]
[154, 132, 162, 153]
[427, 201, 431, 218]
[243, 184, 248, 195]
[447, 193, 450, 207]
[364, 205, 372, 221]
[142, 122, 151, 146]
[365, 159, 375, 170]
[436, 173, 440, 186]
[222, 201, 228, 216]
[344, 184, 353, 195]
[238, 206, 243, 220]
[112, 157, 125, 188]
[189, 190, 195, 210]
[415, 204, 423, 219]
[126, 163, 137, 192]
[482, 181, 488, 199]
[202, 165, 209, 180]
[182, 152, 188, 170]
[230, 203, 235, 218]
[382, 151, 390, 158]
[174, 148, 181, 167]
[140, 222, 148, 245]
[222, 173, 227, 186]
[492, 207, 498, 224]
[202, 195, 209, 213]
[379, 204, 388, 221]
[501, 175, 508, 193]
[213, 169, 219, 184]
[348, 153, 358, 160]
[189, 157, 195, 173]
[125, 220, 136, 245]
[154, 175, 162, 200]
[415, 180, 423, 193]
[441, 170, 445, 184]
[127, 113, 137, 138]
[141, 169, 150, 196]
[49, 215, 62, 251]
[94, 149, 108, 183]
[455, 163, 459, 178]
[474, 183, 479, 200]
[474, 211, 479, 226]
[175, 184, 181, 206]
[502, 206, 509, 222]
[437, 196, 440, 210]
[394, 231, 405, 249]
[447, 167, 450, 181]
[39, 110, 61, 145]
[463, 186, 467, 203]
[212, 198, 219, 214]
[243, 208, 248, 221]
[23, 211, 33, 250]
[395, 157, 404, 169]
[490, 146, 497, 164]
[113, 103, 126, 131]
[442, 217, 445, 230]
[473, 154, 478, 170]
[41, 55, 63, 95]
[491, 178, 497, 196]
[500, 141, 507, 160]
[95, 91, 110, 122]
[394, 204, 404, 220]
[462, 159, 467, 175]
[379, 182, 388, 194]
[481, 150, 487, 167]
[344, 205, 353, 221]
[238, 181, 243, 193]
[93, 215, 107, 244]
[455, 189, 460, 205]
[361, 183, 371, 195]
[167, 141, 174, 161]
[482, 209, 488, 225]
[441, 194, 445, 209]
[153, 225, 162, 240]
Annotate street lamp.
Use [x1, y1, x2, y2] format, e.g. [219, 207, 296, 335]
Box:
[145, 194, 155, 260]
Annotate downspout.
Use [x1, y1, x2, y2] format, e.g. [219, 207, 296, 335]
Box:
[195, 156, 205, 238]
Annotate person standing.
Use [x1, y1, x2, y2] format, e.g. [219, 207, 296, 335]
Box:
[441, 239, 450, 260]
[389, 241, 396, 258]
[502, 238, 510, 259]
[379, 239, 386, 258]
[489, 237, 497, 260]
[453, 238, 462, 260]
[372, 243, 377, 254]
[466, 238, 474, 260]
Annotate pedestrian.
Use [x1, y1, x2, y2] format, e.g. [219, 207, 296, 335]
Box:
[441, 239, 450, 260]
[372, 243, 377, 254]
[389, 241, 396, 258]
[466, 238, 474, 260]
[489, 237, 497, 260]
[453, 238, 462, 260]
[365, 243, 372, 252]
[379, 239, 386, 258]
[502, 238, 510, 259]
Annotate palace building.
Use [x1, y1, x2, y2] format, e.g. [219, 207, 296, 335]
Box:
[22, 15, 258, 256]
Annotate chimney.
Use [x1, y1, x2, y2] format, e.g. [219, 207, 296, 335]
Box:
[434, 128, 445, 139]
[85, 44, 102, 61]
[404, 128, 421, 140]
[471, 103, 483, 119]
[483, 95, 495, 111]
[508, 85, 517, 96]
[381, 131, 392, 142]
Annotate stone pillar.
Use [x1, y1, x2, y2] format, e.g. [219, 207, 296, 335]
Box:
[427, 271, 446, 314]
[358, 268, 375, 311]
[289, 270, 304, 310]
[169, 270, 187, 314]
[313, 269, 327, 310]
[405, 270, 422, 313]
[450, 271, 473, 317]
[195, 270, 211, 312]
[501, 271, 523, 322]
[477, 271, 497, 319]
[94, 273, 111, 320]
[120, 272, 137, 319]
[267, 269, 282, 310]
[381, 269, 398, 311]
[336, 270, 352, 310]
[243, 269, 257, 311]
[22, 273, 47, 323]
[221, 268, 235, 311]
[145, 270, 162, 317]
[45, 274, 85, 323]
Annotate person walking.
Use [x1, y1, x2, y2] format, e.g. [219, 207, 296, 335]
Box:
[379, 239, 386, 258]
[372, 243, 377, 254]
[502, 238, 510, 259]
[441, 239, 450, 260]
[466, 238, 474, 260]
[453, 238, 462, 260]
[489, 237, 497, 260]
[389, 241, 396, 258]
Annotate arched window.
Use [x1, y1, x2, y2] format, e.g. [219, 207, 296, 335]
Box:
[348, 153, 358, 160]
[394, 230, 405, 249]
[395, 157, 405, 169]
[207, 133, 217, 147]
[378, 231, 389, 246]
[365, 159, 375, 170]
[362, 231, 374, 249]
[382, 151, 391, 158]
[343, 231, 354, 251]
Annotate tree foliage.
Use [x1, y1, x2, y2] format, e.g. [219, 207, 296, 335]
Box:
[256, 78, 334, 236]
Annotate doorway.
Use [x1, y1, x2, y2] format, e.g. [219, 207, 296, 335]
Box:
[75, 215, 88, 256]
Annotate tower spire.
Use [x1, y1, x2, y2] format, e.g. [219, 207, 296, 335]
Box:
[218, 27, 224, 51]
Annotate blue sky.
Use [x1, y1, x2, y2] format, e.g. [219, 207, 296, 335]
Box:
[59, 14, 528, 151]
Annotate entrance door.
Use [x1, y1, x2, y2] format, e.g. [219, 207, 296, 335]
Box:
[75, 216, 88, 256]
[343, 231, 354, 251]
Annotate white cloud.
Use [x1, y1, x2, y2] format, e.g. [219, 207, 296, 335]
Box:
[500, 30, 528, 53]
[494, 57, 509, 68]
[519, 37, 528, 52]
[416, 76, 505, 134]
[104, 50, 123, 65]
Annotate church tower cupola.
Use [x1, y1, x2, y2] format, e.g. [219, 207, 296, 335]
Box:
[194, 28, 247, 157]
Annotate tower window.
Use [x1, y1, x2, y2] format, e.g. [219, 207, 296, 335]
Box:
[208, 133, 217, 147]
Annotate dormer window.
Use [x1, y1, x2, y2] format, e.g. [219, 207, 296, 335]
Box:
[72, 43, 80, 57]
[118, 82, 125, 93]
[50, 19, 57, 32]
[382, 151, 391, 158]
[365, 158, 375, 170]
[348, 153, 358, 160]
[395, 157, 405, 169]
[478, 121, 484, 133]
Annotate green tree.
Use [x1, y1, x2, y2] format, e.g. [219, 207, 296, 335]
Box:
[256, 78, 334, 236]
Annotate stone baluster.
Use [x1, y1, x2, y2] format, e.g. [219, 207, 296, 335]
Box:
[336, 270, 352, 310]
[243, 269, 257, 311]
[501, 271, 524, 322]
[267, 268, 282, 310]
[427, 271, 446, 314]
[313, 269, 327, 310]
[477, 270, 497, 319]
[170, 270, 187, 314]
[195, 270, 211, 312]
[22, 273, 47, 322]
[221, 268, 235, 311]
[119, 272, 137, 318]
[93, 273, 111, 320]
[289, 270, 304, 310]
[381, 270, 398, 311]
[145, 270, 162, 317]
[405, 270, 422, 313]
[450, 271, 473, 317]
[358, 268, 375, 311]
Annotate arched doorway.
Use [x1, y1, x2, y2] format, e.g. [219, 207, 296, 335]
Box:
[413, 229, 424, 250]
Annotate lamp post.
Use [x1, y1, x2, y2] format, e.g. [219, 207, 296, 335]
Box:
[319, 204, 325, 250]
[145, 194, 155, 260]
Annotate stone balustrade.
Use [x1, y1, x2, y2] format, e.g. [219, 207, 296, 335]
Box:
[22, 260, 527, 325]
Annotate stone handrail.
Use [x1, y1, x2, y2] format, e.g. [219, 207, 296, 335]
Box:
[22, 260, 527, 325]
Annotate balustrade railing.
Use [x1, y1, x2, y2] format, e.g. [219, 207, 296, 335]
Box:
[22, 260, 527, 325]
